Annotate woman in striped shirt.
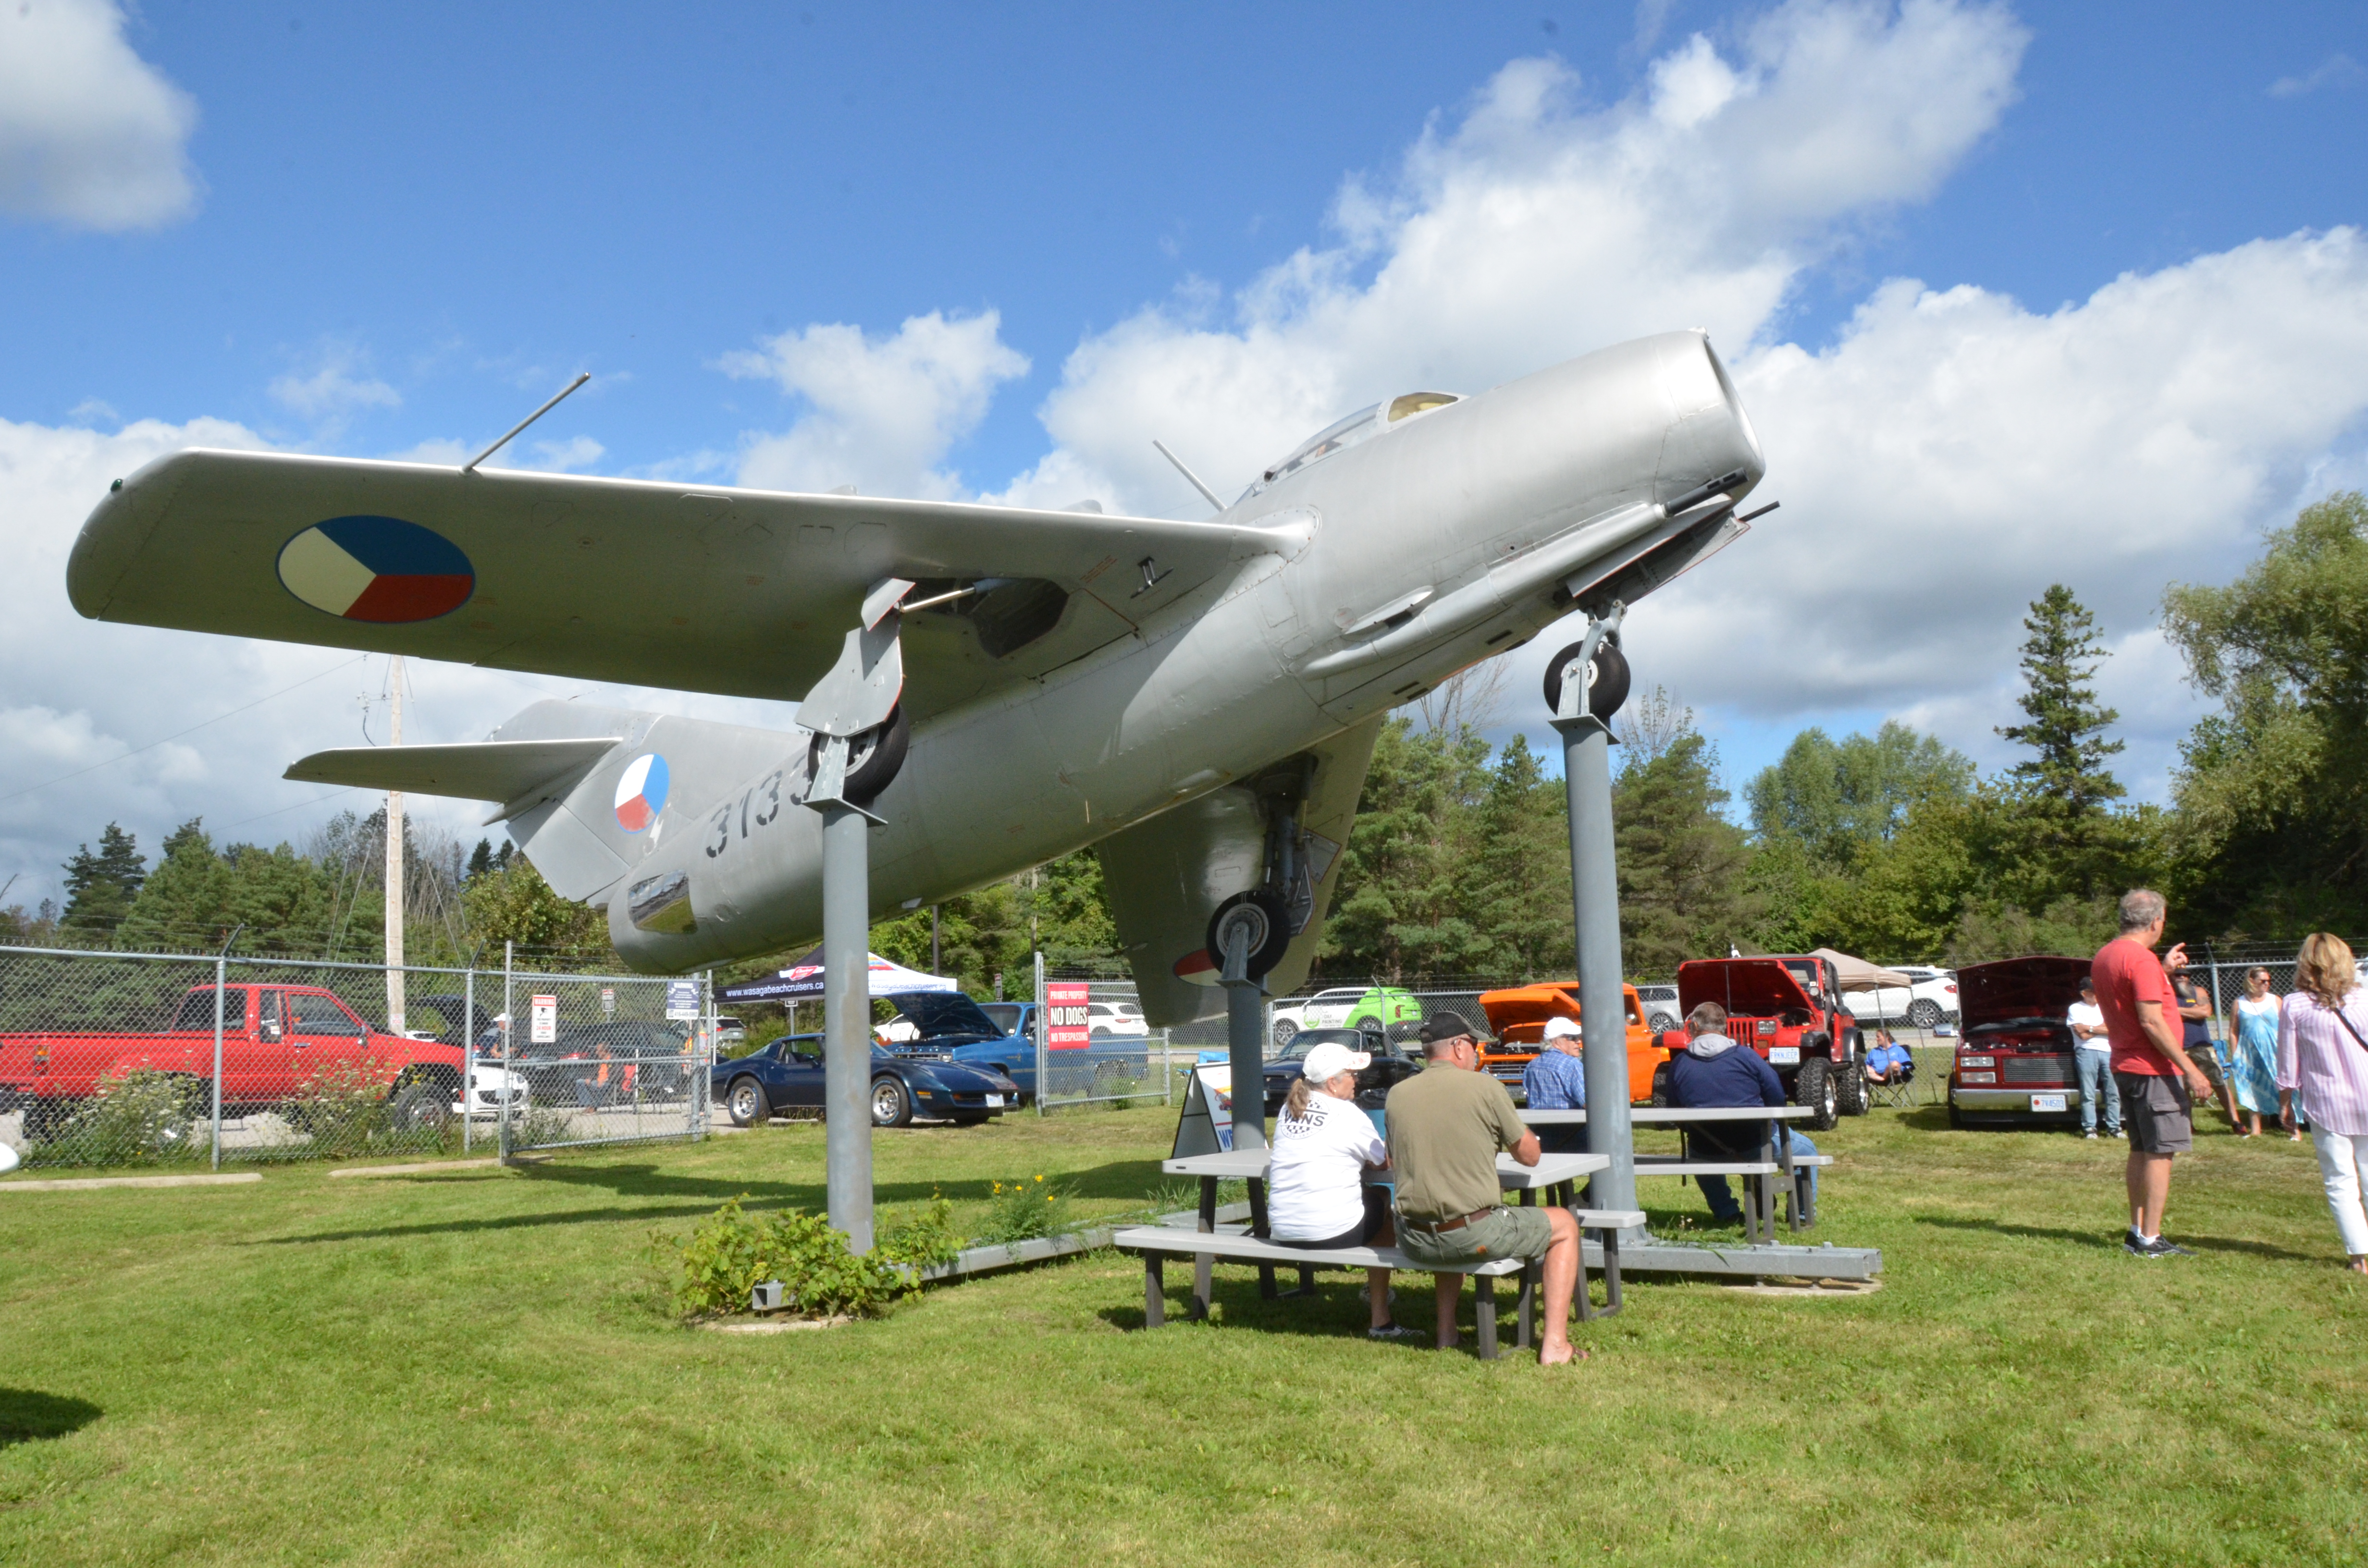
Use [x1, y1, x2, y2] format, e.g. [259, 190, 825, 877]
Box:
[2277, 933, 2368, 1274]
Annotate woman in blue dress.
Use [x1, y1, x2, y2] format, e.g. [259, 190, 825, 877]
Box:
[2228, 967, 2284, 1139]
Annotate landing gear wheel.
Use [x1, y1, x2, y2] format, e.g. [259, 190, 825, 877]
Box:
[1906, 998, 1941, 1030]
[1542, 637, 1631, 721]
[1204, 889, 1291, 981]
[726, 1077, 769, 1128]
[1272, 1017, 1300, 1049]
[1836, 1032, 1869, 1117]
[1649, 1062, 1671, 1108]
[1795, 1055, 1838, 1131]
[871, 1076, 913, 1128]
[808, 704, 911, 807]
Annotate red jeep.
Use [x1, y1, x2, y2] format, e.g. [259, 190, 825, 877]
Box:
[1659, 955, 1868, 1129]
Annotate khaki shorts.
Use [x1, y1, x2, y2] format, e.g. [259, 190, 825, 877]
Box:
[2117, 1071, 2193, 1155]
[1396, 1204, 1553, 1267]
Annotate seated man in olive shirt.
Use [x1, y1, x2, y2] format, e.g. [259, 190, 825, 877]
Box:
[1384, 1018, 1584, 1364]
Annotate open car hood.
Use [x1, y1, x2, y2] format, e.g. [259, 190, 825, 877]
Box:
[886, 990, 1010, 1041]
[1477, 983, 1580, 1042]
[1677, 959, 1815, 1017]
[1956, 956, 2091, 1029]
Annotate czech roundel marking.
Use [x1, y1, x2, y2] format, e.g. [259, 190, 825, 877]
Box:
[277, 516, 474, 623]
[614, 754, 669, 833]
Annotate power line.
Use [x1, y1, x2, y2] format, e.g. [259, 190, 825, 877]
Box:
[0, 655, 370, 806]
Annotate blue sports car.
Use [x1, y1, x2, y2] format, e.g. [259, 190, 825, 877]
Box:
[879, 991, 1044, 1099]
[712, 1033, 1021, 1128]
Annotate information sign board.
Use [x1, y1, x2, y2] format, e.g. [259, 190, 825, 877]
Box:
[666, 980, 700, 1021]
[1046, 981, 1091, 1050]
[529, 994, 557, 1045]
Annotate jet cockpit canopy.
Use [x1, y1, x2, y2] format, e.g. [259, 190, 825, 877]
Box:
[1242, 390, 1462, 501]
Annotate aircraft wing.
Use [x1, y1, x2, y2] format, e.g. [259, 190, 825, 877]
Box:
[68, 450, 1286, 723]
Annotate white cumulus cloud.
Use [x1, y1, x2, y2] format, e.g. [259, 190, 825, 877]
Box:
[0, 0, 200, 231]
[722, 310, 1029, 500]
[269, 346, 402, 428]
[1015, 0, 2027, 516]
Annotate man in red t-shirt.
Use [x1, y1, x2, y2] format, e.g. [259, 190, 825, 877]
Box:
[2092, 888, 2213, 1257]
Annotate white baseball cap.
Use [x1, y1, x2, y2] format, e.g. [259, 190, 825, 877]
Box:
[1542, 1017, 1582, 1041]
[1300, 1039, 1372, 1081]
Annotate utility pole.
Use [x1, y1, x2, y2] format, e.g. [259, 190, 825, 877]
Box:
[384, 655, 406, 1036]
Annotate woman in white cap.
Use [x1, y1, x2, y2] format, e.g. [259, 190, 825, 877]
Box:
[1267, 1038, 1421, 1340]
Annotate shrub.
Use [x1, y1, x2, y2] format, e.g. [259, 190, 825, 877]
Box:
[971, 1173, 1076, 1246]
[278, 1061, 449, 1159]
[876, 1194, 963, 1272]
[30, 1068, 205, 1167]
[659, 1197, 916, 1320]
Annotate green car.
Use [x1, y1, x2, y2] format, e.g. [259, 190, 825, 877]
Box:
[1271, 985, 1425, 1048]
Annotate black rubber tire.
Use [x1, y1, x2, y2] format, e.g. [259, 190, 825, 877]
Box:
[1649, 1062, 1671, 1108]
[1947, 1101, 1964, 1129]
[1836, 1031, 1869, 1116]
[1907, 998, 1942, 1030]
[1795, 1055, 1839, 1131]
[390, 1082, 451, 1136]
[871, 1075, 913, 1128]
[1541, 637, 1631, 721]
[808, 704, 911, 807]
[1272, 1017, 1299, 1048]
[726, 1076, 769, 1128]
[1204, 888, 1292, 980]
[22, 1097, 69, 1141]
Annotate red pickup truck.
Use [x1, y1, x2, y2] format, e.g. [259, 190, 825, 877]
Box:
[0, 983, 467, 1139]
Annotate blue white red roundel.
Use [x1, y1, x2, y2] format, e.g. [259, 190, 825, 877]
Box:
[276, 515, 474, 623]
[614, 754, 669, 833]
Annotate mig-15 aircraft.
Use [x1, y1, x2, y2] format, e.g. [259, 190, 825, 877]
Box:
[66, 330, 1767, 1026]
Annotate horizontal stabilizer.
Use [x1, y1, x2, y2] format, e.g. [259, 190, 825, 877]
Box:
[283, 738, 617, 806]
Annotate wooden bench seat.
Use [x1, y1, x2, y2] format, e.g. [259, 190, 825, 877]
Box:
[1113, 1207, 1645, 1358]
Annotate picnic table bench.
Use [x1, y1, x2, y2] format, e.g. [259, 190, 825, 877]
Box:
[1523, 1106, 1831, 1244]
[1119, 1148, 1642, 1357]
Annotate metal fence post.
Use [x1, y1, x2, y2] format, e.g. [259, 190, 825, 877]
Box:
[697, 968, 713, 1142]
[210, 949, 226, 1171]
[1034, 950, 1047, 1117]
[500, 940, 514, 1164]
[462, 965, 475, 1155]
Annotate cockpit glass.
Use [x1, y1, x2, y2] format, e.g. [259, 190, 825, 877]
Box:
[1241, 390, 1464, 501]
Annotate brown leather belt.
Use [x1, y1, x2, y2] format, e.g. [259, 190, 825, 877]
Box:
[1403, 1206, 1497, 1235]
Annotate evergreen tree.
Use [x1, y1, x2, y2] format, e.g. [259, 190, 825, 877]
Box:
[1998, 585, 2126, 811]
[115, 819, 234, 950]
[1451, 734, 1571, 978]
[1321, 718, 1493, 981]
[1612, 722, 1753, 977]
[467, 838, 495, 879]
[60, 823, 147, 936]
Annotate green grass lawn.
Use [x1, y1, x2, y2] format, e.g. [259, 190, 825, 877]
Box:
[2, 1101, 2364, 1566]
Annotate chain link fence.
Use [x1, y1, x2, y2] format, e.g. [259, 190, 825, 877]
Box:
[0, 943, 712, 1171]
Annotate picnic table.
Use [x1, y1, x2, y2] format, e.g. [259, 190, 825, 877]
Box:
[1158, 1146, 1612, 1313]
[1520, 1105, 1824, 1243]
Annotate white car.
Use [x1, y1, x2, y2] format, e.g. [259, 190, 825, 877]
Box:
[453, 1064, 530, 1119]
[1844, 966, 1960, 1029]
[1268, 987, 1376, 1048]
[1087, 1001, 1149, 1039]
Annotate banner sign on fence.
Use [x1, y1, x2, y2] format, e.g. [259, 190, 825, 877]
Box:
[666, 979, 700, 1020]
[1046, 981, 1091, 1050]
[601, 987, 616, 1016]
[530, 994, 557, 1044]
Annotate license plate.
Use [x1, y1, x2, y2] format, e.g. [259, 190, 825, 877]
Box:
[1768, 1047, 1801, 1065]
[984, 1094, 1005, 1108]
[2030, 1093, 2067, 1113]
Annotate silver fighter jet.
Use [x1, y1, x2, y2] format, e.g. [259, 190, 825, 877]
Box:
[65, 330, 1766, 1024]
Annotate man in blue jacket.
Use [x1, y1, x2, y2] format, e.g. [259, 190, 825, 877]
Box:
[1665, 1001, 1817, 1228]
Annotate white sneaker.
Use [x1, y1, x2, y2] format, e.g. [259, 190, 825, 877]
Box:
[2084, 1131, 2098, 1139]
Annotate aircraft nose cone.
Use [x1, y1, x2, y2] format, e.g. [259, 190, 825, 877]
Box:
[1657, 333, 1765, 502]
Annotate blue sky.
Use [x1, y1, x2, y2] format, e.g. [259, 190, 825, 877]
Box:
[5, 0, 2368, 909]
